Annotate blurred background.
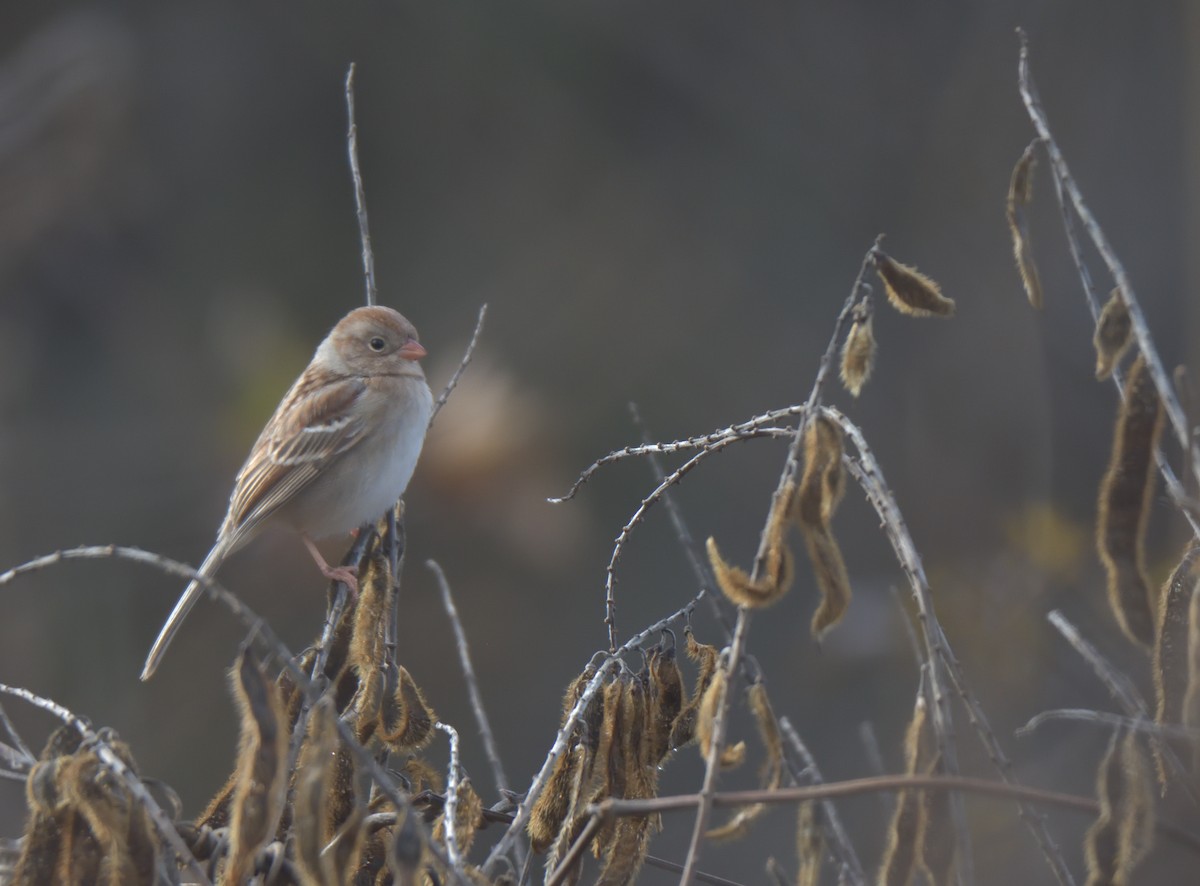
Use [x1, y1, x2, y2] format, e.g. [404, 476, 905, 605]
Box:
[1, 2, 1198, 882]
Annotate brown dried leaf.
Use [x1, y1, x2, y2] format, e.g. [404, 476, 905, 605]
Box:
[1097, 355, 1164, 649]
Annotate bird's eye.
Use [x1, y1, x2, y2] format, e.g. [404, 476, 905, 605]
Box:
[369, 337, 386, 352]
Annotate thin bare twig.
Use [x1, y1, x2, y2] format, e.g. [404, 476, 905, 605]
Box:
[778, 717, 867, 885]
[0, 683, 213, 885]
[543, 813, 602, 886]
[0, 700, 34, 767]
[345, 62, 376, 307]
[480, 591, 704, 876]
[435, 722, 463, 870]
[431, 303, 489, 425]
[586, 774, 1200, 857]
[427, 559, 509, 795]
[1017, 29, 1200, 491]
[1017, 708, 1200, 742]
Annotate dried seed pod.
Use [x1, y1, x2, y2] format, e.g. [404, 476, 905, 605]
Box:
[1097, 355, 1164, 649]
[804, 526, 852, 640]
[793, 417, 845, 530]
[879, 690, 932, 886]
[1152, 543, 1200, 788]
[840, 298, 877, 397]
[646, 639, 684, 765]
[380, 666, 437, 752]
[528, 743, 581, 855]
[706, 478, 796, 610]
[796, 802, 824, 886]
[1095, 288, 1134, 381]
[1084, 730, 1154, 886]
[871, 248, 955, 318]
[63, 750, 157, 886]
[1006, 139, 1044, 310]
[1184, 579, 1200, 775]
[225, 648, 289, 885]
[706, 681, 784, 840]
[327, 805, 367, 885]
[433, 778, 483, 859]
[386, 804, 425, 886]
[694, 667, 742, 772]
[350, 544, 392, 675]
[670, 629, 720, 750]
[293, 697, 340, 885]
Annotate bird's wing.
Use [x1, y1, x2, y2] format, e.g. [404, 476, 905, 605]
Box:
[222, 372, 368, 546]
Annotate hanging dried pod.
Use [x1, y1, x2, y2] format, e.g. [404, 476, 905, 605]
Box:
[293, 698, 342, 885]
[669, 628, 720, 750]
[646, 636, 684, 765]
[871, 247, 956, 317]
[1006, 138, 1044, 309]
[795, 801, 824, 886]
[1084, 730, 1154, 886]
[879, 690, 932, 886]
[1096, 355, 1164, 649]
[706, 681, 784, 841]
[379, 666, 437, 752]
[1151, 543, 1200, 788]
[224, 649, 289, 885]
[840, 298, 877, 397]
[1094, 288, 1134, 381]
[706, 480, 795, 609]
[1183, 579, 1200, 775]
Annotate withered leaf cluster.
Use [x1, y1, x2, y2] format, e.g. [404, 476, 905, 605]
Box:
[706, 414, 852, 639]
[11, 520, 492, 886]
[12, 727, 160, 885]
[529, 629, 730, 886]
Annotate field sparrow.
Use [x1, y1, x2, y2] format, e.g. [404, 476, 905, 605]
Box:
[140, 305, 433, 680]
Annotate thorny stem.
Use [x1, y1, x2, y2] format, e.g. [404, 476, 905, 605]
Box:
[428, 559, 510, 795]
[345, 63, 376, 308]
[602, 434, 751, 654]
[1017, 30, 1200, 500]
[683, 242, 877, 886]
[0, 683, 214, 886]
[480, 591, 704, 876]
[833, 411, 1075, 886]
[628, 402, 865, 885]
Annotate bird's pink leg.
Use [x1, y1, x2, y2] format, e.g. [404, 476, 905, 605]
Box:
[301, 534, 359, 596]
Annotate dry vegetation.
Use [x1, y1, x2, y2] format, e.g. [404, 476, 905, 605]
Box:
[3, 30, 1200, 886]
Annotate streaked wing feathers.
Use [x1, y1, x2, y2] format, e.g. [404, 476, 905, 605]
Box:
[223, 373, 367, 544]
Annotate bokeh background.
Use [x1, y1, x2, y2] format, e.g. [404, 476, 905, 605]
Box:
[2, 2, 1199, 882]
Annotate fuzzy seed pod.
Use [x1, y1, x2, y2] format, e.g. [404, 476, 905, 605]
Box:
[871, 248, 955, 318]
[293, 698, 341, 886]
[1084, 731, 1154, 886]
[1095, 288, 1134, 381]
[706, 681, 784, 841]
[380, 666, 437, 752]
[1096, 355, 1164, 649]
[793, 417, 845, 531]
[647, 640, 684, 765]
[804, 526, 852, 640]
[1006, 139, 1044, 310]
[224, 650, 289, 886]
[1151, 543, 1200, 789]
[840, 299, 877, 397]
[1183, 578, 1200, 775]
[670, 629, 720, 750]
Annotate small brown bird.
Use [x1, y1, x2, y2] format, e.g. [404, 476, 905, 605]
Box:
[141, 306, 433, 680]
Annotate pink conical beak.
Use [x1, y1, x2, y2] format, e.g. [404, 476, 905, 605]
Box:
[398, 340, 427, 360]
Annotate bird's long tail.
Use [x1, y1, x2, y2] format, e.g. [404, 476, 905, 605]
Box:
[140, 541, 229, 681]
